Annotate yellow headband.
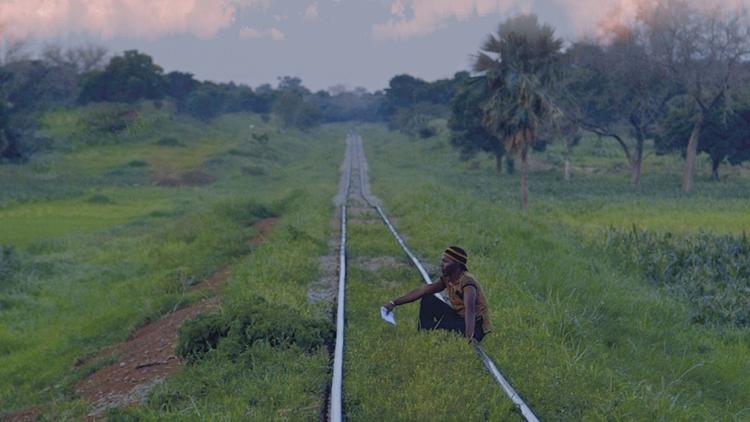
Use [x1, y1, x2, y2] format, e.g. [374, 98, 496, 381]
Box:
[443, 247, 468, 265]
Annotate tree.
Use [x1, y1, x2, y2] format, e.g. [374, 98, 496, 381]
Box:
[3, 59, 78, 111]
[164, 71, 197, 111]
[384, 74, 430, 111]
[563, 34, 675, 187]
[313, 87, 385, 123]
[1, 39, 30, 65]
[640, 0, 750, 191]
[272, 90, 321, 130]
[0, 68, 23, 161]
[271, 76, 320, 130]
[41, 43, 107, 74]
[252, 84, 276, 114]
[474, 14, 563, 211]
[184, 83, 227, 120]
[657, 99, 750, 178]
[67, 44, 108, 73]
[449, 76, 507, 173]
[79, 50, 165, 103]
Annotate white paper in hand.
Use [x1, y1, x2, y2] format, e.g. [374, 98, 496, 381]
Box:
[380, 307, 396, 326]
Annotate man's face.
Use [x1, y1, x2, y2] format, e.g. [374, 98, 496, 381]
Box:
[441, 255, 459, 275]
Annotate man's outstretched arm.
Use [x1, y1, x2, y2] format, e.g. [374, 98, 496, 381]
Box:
[383, 281, 445, 312]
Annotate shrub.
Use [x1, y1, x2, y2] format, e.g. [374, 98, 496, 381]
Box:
[251, 132, 269, 145]
[179, 170, 215, 186]
[79, 103, 138, 134]
[418, 126, 437, 139]
[603, 228, 750, 327]
[86, 194, 113, 204]
[0, 245, 19, 286]
[215, 200, 275, 225]
[127, 160, 148, 167]
[155, 137, 185, 147]
[175, 313, 228, 363]
[227, 148, 253, 157]
[176, 297, 333, 363]
[241, 165, 266, 176]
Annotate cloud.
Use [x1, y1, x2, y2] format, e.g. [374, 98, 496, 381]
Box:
[372, 0, 750, 41]
[303, 2, 319, 20]
[0, 0, 272, 41]
[390, 0, 406, 18]
[373, 0, 520, 40]
[239, 26, 285, 40]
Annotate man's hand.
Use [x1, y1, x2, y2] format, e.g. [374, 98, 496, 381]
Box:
[383, 301, 396, 312]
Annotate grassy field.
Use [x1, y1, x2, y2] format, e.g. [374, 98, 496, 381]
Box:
[2, 106, 749, 420]
[357, 123, 750, 420]
[343, 205, 517, 420]
[0, 104, 348, 418]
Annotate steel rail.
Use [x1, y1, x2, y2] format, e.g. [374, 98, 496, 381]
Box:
[329, 135, 353, 422]
[350, 134, 540, 422]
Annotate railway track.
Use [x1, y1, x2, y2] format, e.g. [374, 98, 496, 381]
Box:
[328, 132, 539, 422]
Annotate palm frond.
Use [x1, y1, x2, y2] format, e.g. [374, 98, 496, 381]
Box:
[473, 52, 497, 73]
[481, 34, 503, 54]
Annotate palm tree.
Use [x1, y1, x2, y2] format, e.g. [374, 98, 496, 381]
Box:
[474, 14, 563, 212]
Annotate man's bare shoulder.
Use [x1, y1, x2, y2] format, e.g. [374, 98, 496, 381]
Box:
[460, 272, 479, 286]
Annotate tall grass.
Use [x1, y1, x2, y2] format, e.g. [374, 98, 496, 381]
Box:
[117, 181, 344, 420]
[358, 123, 750, 420]
[603, 227, 750, 327]
[0, 197, 269, 411]
[0, 105, 348, 418]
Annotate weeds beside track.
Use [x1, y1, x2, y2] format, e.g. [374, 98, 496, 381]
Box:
[328, 132, 538, 421]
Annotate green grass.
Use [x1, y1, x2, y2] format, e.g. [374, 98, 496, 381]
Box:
[4, 105, 749, 421]
[343, 242, 517, 419]
[0, 104, 350, 418]
[0, 194, 171, 247]
[111, 169, 343, 420]
[357, 123, 750, 420]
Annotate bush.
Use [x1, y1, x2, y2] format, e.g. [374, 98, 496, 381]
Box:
[184, 85, 226, 121]
[418, 126, 437, 139]
[127, 160, 148, 167]
[388, 102, 447, 136]
[241, 165, 266, 176]
[251, 133, 269, 145]
[215, 200, 275, 225]
[227, 148, 253, 157]
[175, 313, 228, 362]
[86, 194, 113, 204]
[176, 297, 333, 363]
[0, 245, 19, 286]
[156, 137, 185, 147]
[603, 228, 750, 327]
[79, 103, 138, 134]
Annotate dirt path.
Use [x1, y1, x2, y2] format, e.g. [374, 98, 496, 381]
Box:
[70, 217, 277, 418]
[40, 217, 277, 419]
[71, 217, 277, 418]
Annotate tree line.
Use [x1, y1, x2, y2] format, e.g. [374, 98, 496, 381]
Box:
[0, 40, 477, 163]
[4, 0, 748, 211]
[449, 0, 750, 210]
[0, 46, 395, 162]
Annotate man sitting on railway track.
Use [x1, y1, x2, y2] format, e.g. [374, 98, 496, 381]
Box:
[383, 246, 491, 344]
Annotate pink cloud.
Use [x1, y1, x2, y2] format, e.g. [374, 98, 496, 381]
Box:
[239, 26, 285, 41]
[0, 0, 271, 41]
[373, 0, 520, 40]
[303, 2, 319, 20]
[373, 0, 750, 41]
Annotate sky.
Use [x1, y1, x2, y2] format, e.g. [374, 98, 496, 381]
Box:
[0, 0, 744, 91]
